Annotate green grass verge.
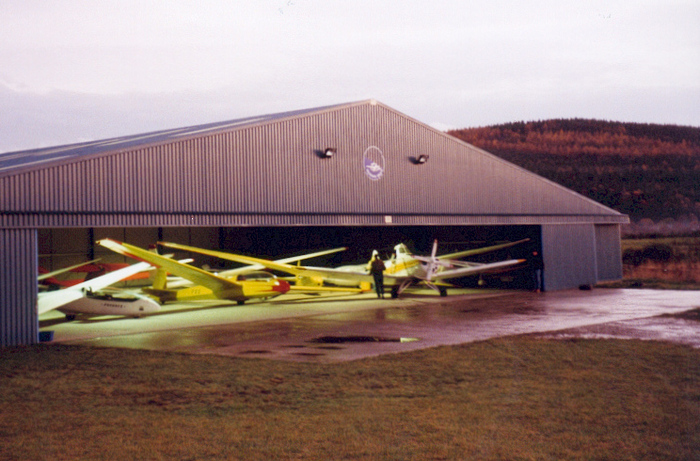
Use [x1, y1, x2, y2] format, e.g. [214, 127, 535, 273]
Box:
[2, 338, 699, 460]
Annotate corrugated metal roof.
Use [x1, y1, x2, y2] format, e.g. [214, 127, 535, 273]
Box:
[0, 101, 354, 176]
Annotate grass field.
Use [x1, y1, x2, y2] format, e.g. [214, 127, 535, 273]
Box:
[2, 336, 699, 460]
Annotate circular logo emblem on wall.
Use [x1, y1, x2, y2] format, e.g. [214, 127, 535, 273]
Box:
[363, 146, 385, 181]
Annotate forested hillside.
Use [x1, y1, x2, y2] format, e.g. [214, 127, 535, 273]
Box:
[449, 120, 700, 233]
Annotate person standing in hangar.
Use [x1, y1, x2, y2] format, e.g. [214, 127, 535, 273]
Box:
[367, 250, 386, 298]
[530, 250, 544, 292]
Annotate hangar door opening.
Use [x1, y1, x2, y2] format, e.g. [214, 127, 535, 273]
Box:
[217, 225, 540, 290]
[39, 225, 541, 291]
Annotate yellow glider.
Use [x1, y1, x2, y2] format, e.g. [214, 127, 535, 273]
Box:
[156, 241, 369, 294]
[159, 239, 529, 298]
[98, 239, 291, 305]
[158, 240, 377, 287]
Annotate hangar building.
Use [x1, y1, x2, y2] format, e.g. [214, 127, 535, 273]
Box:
[0, 99, 628, 347]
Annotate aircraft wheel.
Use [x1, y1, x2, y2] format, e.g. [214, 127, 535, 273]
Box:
[237, 300, 245, 306]
[391, 287, 399, 299]
[439, 287, 448, 297]
[65, 314, 76, 321]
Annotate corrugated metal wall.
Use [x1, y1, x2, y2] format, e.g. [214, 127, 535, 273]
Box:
[541, 224, 598, 291]
[1, 229, 37, 347]
[0, 102, 626, 225]
[540, 223, 623, 289]
[595, 224, 623, 281]
[0, 212, 627, 229]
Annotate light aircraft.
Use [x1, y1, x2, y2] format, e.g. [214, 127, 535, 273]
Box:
[98, 239, 361, 305]
[383, 239, 529, 296]
[157, 238, 529, 297]
[38, 261, 161, 319]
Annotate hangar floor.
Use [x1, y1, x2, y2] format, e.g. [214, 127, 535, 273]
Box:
[39, 288, 700, 362]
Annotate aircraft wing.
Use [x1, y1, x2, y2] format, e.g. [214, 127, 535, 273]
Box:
[214, 246, 347, 278]
[38, 261, 152, 315]
[98, 239, 243, 296]
[159, 241, 386, 287]
[438, 238, 530, 260]
[287, 285, 366, 293]
[431, 259, 526, 282]
[38, 258, 101, 281]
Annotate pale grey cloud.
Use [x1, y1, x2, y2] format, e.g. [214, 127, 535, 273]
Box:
[0, 0, 698, 153]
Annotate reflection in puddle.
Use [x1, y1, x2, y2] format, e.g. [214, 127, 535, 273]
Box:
[310, 335, 420, 344]
[536, 316, 700, 349]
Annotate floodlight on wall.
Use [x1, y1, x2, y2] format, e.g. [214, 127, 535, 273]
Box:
[322, 147, 336, 158]
[414, 154, 429, 164]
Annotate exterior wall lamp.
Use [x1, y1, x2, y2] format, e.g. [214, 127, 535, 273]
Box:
[322, 147, 336, 158]
[414, 154, 429, 164]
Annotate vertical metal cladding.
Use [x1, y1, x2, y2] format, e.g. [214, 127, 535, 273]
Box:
[541, 224, 598, 290]
[0, 212, 625, 229]
[595, 224, 623, 281]
[0, 229, 38, 347]
[0, 100, 626, 222]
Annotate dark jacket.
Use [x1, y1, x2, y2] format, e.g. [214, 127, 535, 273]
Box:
[369, 258, 386, 275]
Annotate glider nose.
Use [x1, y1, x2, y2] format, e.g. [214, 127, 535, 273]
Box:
[273, 279, 291, 294]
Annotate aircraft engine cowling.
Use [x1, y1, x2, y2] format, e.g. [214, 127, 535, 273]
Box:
[273, 279, 291, 293]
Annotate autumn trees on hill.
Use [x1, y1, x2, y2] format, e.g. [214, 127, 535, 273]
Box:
[449, 119, 700, 226]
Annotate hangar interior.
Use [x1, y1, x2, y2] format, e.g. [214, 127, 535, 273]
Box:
[38, 225, 543, 289]
[1, 99, 628, 347]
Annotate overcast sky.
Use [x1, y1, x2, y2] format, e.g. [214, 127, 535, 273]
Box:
[1, 0, 698, 153]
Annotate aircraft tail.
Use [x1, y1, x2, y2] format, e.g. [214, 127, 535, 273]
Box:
[365, 249, 380, 272]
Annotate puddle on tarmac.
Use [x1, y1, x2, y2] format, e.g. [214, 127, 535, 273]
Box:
[662, 308, 700, 321]
[535, 316, 700, 348]
[310, 335, 420, 344]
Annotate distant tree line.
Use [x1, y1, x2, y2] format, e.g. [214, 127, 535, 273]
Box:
[623, 244, 673, 266]
[449, 119, 700, 222]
